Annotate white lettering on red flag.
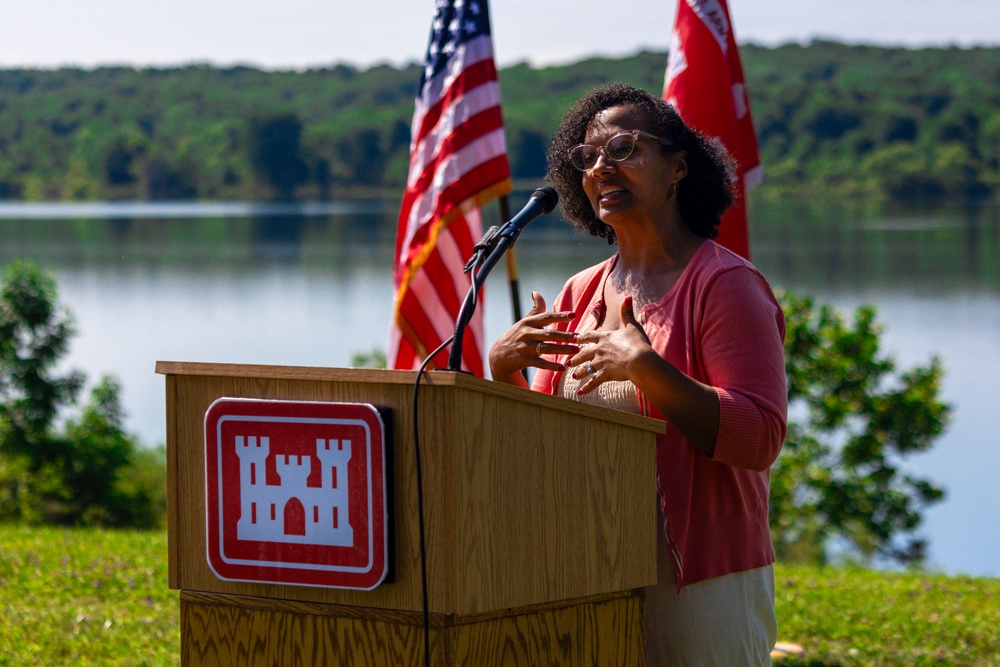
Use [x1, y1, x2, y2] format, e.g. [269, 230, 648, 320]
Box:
[688, 0, 730, 54]
[389, 0, 511, 375]
[664, 0, 761, 259]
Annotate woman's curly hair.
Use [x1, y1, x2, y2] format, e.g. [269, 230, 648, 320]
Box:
[546, 83, 737, 244]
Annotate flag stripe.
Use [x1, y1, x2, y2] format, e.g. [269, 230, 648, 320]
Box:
[412, 36, 497, 135]
[397, 263, 485, 370]
[395, 156, 510, 292]
[413, 59, 501, 158]
[396, 117, 507, 263]
[395, 41, 505, 266]
[397, 120, 506, 253]
[409, 87, 506, 190]
[389, 0, 510, 376]
[399, 223, 486, 365]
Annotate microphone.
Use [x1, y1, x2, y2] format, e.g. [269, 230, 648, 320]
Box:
[447, 187, 559, 372]
[464, 187, 559, 273]
[499, 186, 559, 239]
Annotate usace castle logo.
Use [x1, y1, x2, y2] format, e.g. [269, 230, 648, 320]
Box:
[205, 399, 390, 590]
[235, 435, 353, 547]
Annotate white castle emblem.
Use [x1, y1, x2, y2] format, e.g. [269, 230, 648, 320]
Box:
[234, 435, 354, 546]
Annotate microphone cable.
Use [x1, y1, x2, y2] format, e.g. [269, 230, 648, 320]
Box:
[409, 251, 484, 667]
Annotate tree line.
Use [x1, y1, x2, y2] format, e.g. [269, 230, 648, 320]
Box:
[0, 41, 997, 204]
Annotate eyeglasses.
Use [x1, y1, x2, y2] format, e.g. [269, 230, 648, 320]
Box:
[568, 129, 674, 171]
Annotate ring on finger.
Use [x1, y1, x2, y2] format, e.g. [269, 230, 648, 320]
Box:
[586, 361, 595, 375]
[536, 341, 544, 356]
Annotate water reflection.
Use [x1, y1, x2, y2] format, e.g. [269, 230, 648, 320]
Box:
[748, 199, 999, 294]
[251, 215, 308, 262]
[2, 198, 996, 294]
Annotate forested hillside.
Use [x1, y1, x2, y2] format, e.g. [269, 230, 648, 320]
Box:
[0, 41, 997, 203]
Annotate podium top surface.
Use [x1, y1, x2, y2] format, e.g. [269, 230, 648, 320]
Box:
[155, 360, 665, 435]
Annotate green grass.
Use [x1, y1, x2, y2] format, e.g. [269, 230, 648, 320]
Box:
[774, 565, 1000, 666]
[0, 525, 177, 667]
[1, 525, 998, 666]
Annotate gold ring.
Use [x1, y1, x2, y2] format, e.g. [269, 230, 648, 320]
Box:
[536, 342, 544, 356]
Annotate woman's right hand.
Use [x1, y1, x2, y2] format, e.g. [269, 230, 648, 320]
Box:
[488, 291, 580, 387]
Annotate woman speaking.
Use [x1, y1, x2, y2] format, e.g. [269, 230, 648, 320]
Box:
[489, 83, 788, 665]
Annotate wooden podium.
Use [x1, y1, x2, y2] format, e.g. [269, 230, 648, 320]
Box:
[157, 361, 664, 666]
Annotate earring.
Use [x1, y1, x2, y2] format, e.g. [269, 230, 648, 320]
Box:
[668, 181, 677, 200]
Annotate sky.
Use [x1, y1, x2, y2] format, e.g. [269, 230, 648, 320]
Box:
[2, 0, 998, 71]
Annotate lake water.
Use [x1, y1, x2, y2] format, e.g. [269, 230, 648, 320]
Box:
[0, 196, 997, 579]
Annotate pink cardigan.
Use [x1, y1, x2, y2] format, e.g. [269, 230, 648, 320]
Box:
[532, 241, 787, 588]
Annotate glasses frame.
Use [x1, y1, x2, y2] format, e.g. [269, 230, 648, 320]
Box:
[568, 129, 674, 172]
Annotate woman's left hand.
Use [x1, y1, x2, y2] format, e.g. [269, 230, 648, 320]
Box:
[568, 296, 723, 456]
[567, 295, 652, 395]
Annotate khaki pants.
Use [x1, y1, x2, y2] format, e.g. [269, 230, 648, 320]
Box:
[644, 525, 777, 666]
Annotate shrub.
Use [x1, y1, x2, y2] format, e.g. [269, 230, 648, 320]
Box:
[0, 260, 165, 528]
[771, 292, 950, 566]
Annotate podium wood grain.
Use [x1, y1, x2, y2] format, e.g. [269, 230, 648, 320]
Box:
[158, 362, 663, 666]
[180, 590, 644, 666]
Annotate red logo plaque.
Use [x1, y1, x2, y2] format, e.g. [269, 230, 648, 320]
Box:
[204, 398, 389, 590]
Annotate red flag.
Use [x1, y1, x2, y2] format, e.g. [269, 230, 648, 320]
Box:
[663, 0, 761, 259]
[388, 0, 511, 376]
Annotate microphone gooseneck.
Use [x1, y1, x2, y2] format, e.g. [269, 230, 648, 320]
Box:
[446, 187, 559, 372]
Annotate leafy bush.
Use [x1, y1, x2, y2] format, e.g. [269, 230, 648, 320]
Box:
[0, 260, 165, 528]
[771, 292, 950, 567]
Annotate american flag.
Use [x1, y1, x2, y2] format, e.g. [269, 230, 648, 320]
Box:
[388, 0, 512, 376]
[663, 0, 761, 260]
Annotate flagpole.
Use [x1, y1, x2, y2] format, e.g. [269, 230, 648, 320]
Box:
[498, 193, 530, 383]
[498, 194, 523, 323]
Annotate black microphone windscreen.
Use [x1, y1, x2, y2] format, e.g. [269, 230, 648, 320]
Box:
[531, 187, 558, 214]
